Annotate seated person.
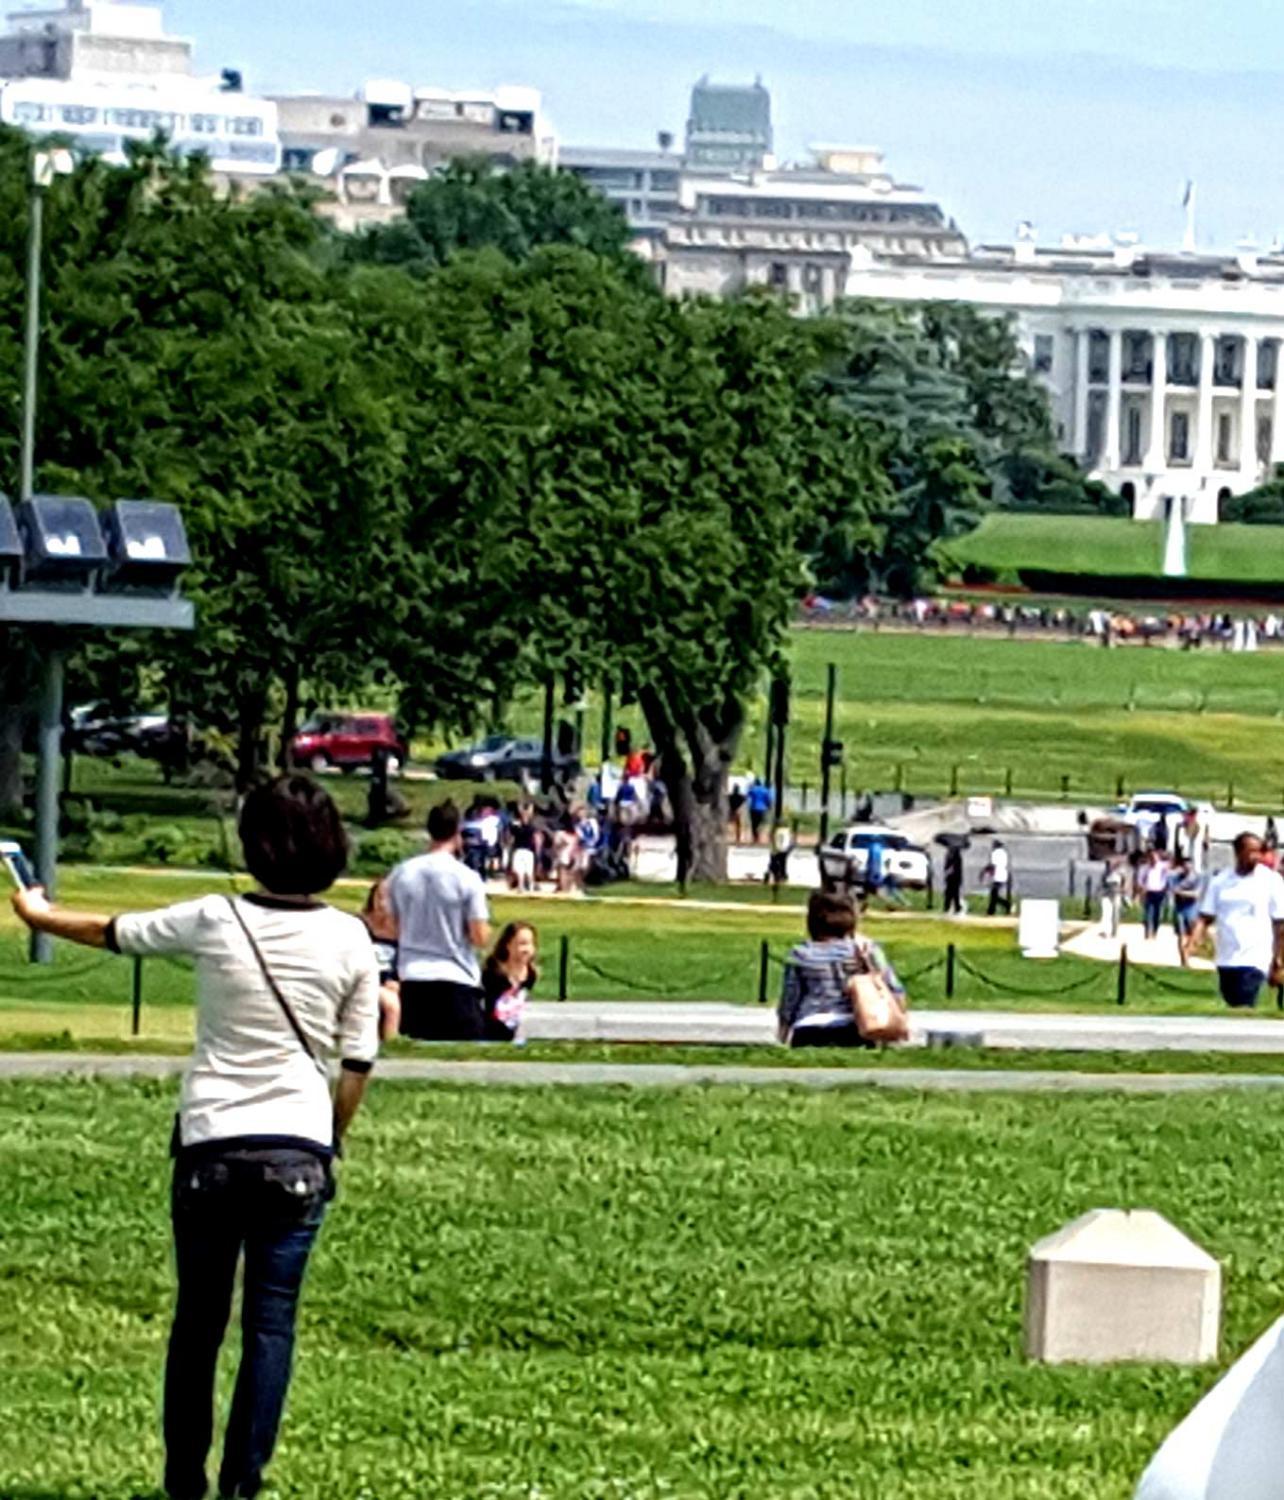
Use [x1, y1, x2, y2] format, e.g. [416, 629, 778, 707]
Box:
[778, 890, 905, 1048]
[482, 922, 538, 1042]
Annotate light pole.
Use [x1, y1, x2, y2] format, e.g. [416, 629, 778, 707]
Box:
[20, 148, 73, 963]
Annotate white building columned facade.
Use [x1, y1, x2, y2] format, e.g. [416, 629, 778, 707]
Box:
[835, 242, 1284, 524]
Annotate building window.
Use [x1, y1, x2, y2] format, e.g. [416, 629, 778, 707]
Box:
[13, 101, 51, 123]
[1170, 410, 1190, 462]
[1259, 415, 1273, 464]
[1121, 482, 1136, 508]
[803, 263, 823, 293]
[1086, 391, 1107, 464]
[1033, 334, 1054, 374]
[1217, 411, 1233, 464]
[1122, 332, 1152, 383]
[230, 116, 263, 137]
[1123, 404, 1144, 466]
[189, 113, 220, 134]
[767, 262, 789, 290]
[1215, 336, 1242, 387]
[1260, 341, 1278, 392]
[1168, 334, 1198, 387]
[1088, 330, 1110, 384]
[60, 104, 98, 125]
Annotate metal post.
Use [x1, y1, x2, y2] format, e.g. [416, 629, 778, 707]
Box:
[131, 956, 143, 1036]
[763, 717, 775, 789]
[599, 678, 613, 770]
[757, 939, 769, 1004]
[29, 646, 63, 964]
[819, 661, 836, 845]
[540, 676, 555, 794]
[1116, 946, 1128, 1007]
[840, 760, 848, 822]
[1004, 766, 1013, 798]
[1083, 876, 1094, 921]
[950, 764, 960, 797]
[1068, 860, 1076, 898]
[771, 677, 787, 830]
[19, 180, 43, 504]
[945, 942, 956, 1000]
[557, 934, 570, 1002]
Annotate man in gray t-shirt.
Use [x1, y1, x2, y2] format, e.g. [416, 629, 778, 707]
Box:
[388, 802, 491, 1039]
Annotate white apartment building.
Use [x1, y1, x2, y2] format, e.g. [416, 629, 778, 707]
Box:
[840, 238, 1284, 524]
[0, 0, 279, 174]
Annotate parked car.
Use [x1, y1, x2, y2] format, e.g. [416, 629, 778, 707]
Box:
[291, 713, 407, 772]
[435, 734, 580, 784]
[67, 703, 175, 758]
[1121, 791, 1189, 823]
[817, 823, 932, 893]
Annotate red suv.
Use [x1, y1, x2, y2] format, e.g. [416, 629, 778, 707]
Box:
[292, 713, 408, 772]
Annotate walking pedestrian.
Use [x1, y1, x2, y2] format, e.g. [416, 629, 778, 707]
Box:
[943, 844, 964, 916]
[747, 777, 773, 843]
[1140, 847, 1171, 941]
[985, 839, 1011, 916]
[388, 801, 492, 1040]
[1169, 856, 1201, 962]
[10, 775, 381, 1500]
[1184, 832, 1284, 1008]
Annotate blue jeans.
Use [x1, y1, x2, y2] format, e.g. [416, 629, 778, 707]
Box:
[164, 1146, 329, 1500]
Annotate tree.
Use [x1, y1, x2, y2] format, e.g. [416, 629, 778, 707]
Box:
[349, 158, 636, 273]
[1221, 468, 1284, 524]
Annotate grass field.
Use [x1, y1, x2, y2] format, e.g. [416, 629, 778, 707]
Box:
[3, 1075, 1282, 1498]
[0, 869, 1260, 1048]
[943, 512, 1284, 584]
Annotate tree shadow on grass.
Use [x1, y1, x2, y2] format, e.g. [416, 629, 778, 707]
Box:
[4, 1490, 164, 1499]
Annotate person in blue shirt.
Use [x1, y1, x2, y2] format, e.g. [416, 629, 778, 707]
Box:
[747, 778, 774, 844]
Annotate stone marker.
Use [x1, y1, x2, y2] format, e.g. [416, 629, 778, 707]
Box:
[1025, 1209, 1219, 1365]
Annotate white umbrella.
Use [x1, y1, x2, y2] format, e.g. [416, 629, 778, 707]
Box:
[1136, 1315, 1284, 1499]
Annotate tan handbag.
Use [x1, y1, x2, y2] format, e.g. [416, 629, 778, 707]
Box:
[847, 968, 910, 1045]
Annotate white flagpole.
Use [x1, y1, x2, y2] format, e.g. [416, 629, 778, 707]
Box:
[1182, 180, 1197, 253]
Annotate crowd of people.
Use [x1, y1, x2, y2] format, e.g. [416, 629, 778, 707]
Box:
[801, 592, 1284, 650]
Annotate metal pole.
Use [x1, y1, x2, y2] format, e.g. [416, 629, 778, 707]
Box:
[819, 661, 836, 845]
[1116, 946, 1128, 1007]
[131, 956, 143, 1036]
[30, 646, 63, 964]
[540, 676, 555, 794]
[945, 942, 956, 999]
[19, 181, 43, 503]
[763, 717, 774, 788]
[757, 939, 769, 1004]
[772, 686, 786, 829]
[599, 678, 613, 770]
[557, 934, 570, 1003]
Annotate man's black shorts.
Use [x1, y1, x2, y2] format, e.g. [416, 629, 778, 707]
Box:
[399, 980, 485, 1040]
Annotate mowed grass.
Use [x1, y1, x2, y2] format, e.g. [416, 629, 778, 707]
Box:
[943, 511, 1284, 584]
[0, 867, 1264, 1046]
[2, 1076, 1282, 1498]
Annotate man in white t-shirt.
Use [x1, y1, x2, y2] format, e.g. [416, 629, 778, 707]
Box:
[985, 840, 1011, 916]
[1186, 832, 1284, 1008]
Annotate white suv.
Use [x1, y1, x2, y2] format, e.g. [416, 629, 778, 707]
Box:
[817, 824, 932, 892]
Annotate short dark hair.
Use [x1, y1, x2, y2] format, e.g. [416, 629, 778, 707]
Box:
[807, 890, 857, 941]
[1234, 831, 1262, 855]
[239, 775, 347, 896]
[427, 800, 460, 842]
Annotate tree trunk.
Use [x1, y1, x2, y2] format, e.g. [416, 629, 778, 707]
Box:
[641, 685, 743, 885]
[279, 662, 301, 771]
[235, 692, 268, 793]
[0, 698, 24, 819]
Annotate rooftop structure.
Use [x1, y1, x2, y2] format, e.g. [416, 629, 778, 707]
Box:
[685, 75, 771, 172]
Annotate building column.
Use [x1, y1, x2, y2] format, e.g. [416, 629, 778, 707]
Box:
[1073, 329, 1091, 459]
[1144, 329, 1167, 471]
[1272, 340, 1284, 468]
[1194, 331, 1216, 471]
[1241, 334, 1260, 483]
[1102, 328, 1123, 470]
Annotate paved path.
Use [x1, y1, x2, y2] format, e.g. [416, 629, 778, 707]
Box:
[523, 1001, 1284, 1053]
[1061, 921, 1213, 970]
[3, 1053, 1284, 1092]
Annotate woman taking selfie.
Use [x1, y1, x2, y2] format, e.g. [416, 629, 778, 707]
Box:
[11, 775, 381, 1500]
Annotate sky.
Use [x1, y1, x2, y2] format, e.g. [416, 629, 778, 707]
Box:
[163, 0, 1284, 249]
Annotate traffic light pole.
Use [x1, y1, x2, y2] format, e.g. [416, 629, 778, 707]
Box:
[819, 661, 837, 845]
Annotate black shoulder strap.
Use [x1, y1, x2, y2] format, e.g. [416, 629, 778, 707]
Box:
[225, 897, 326, 1075]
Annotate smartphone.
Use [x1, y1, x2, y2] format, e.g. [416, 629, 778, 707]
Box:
[0, 841, 36, 891]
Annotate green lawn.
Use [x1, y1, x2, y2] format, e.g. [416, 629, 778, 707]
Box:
[0, 868, 1261, 1046]
[943, 511, 1284, 584]
[3, 1076, 1281, 1497]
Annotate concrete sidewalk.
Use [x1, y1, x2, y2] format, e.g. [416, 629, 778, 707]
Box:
[521, 1000, 1284, 1053]
[3, 1053, 1284, 1092]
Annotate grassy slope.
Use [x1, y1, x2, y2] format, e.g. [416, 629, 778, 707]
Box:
[945, 511, 1284, 583]
[3, 1077, 1282, 1498]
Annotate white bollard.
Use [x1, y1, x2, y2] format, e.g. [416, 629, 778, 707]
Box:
[1135, 1315, 1284, 1499]
[1026, 1209, 1219, 1365]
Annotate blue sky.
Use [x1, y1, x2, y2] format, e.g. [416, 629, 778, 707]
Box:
[166, 0, 1284, 248]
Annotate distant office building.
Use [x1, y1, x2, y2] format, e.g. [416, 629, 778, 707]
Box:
[274, 80, 556, 230]
[685, 75, 772, 172]
[653, 146, 968, 307]
[0, 0, 279, 175]
[558, 144, 681, 234]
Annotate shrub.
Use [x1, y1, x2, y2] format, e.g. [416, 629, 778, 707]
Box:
[139, 824, 189, 865]
[353, 829, 415, 876]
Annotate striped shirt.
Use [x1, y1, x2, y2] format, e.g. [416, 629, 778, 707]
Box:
[777, 936, 905, 1038]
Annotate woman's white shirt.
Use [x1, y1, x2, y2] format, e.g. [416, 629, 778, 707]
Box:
[111, 893, 380, 1149]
